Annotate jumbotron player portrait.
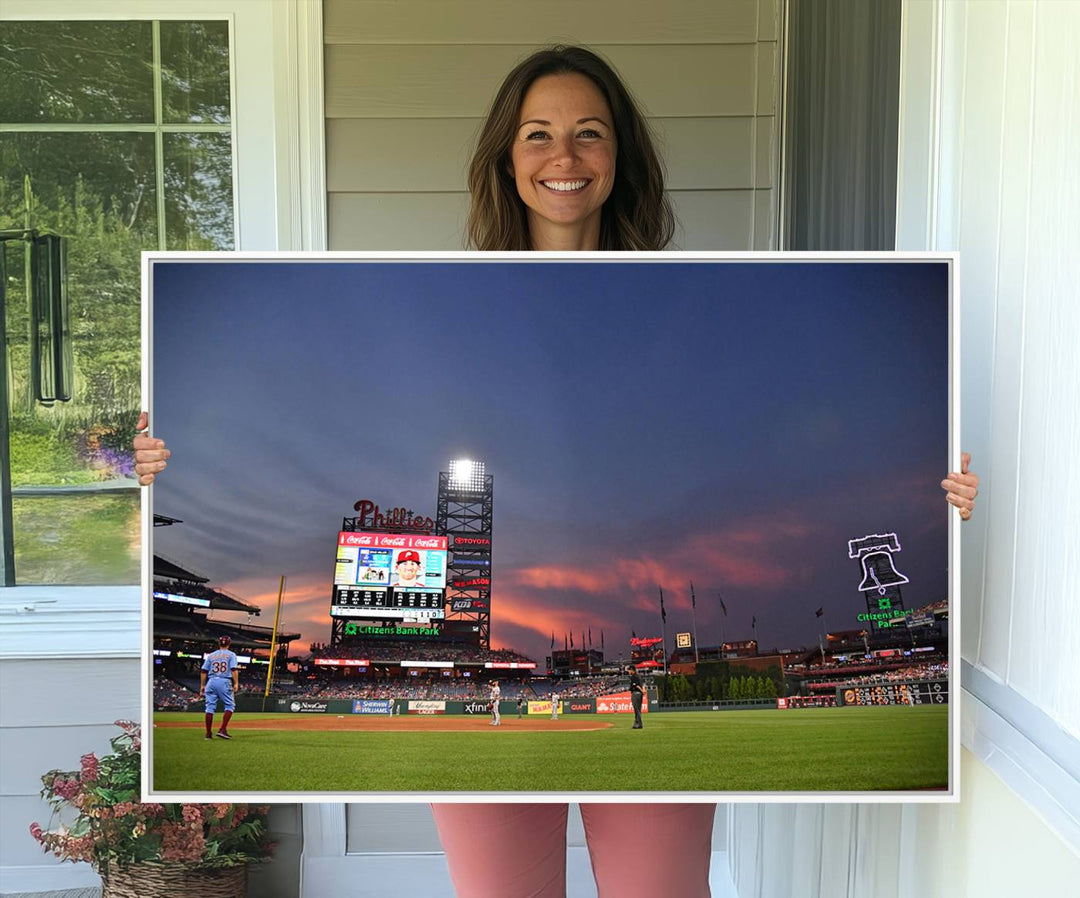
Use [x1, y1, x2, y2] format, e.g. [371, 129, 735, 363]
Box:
[391, 549, 426, 588]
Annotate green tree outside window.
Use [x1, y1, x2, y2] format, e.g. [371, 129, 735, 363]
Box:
[1, 20, 234, 585]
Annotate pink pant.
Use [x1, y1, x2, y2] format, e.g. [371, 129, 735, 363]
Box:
[431, 803, 715, 898]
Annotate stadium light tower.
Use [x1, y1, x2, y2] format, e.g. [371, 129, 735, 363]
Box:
[448, 458, 486, 492]
[438, 458, 493, 648]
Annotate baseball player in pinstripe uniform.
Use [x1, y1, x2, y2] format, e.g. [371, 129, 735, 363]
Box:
[201, 635, 238, 739]
[490, 680, 501, 726]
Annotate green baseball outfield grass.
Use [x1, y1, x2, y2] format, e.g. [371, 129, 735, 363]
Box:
[151, 705, 948, 794]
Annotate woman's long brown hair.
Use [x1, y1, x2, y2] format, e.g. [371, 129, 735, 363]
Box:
[467, 46, 675, 251]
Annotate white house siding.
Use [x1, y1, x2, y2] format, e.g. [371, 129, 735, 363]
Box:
[728, 0, 1080, 893]
[0, 589, 141, 897]
[323, 0, 782, 250]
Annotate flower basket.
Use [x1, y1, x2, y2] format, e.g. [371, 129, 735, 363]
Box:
[31, 721, 273, 893]
[102, 862, 247, 898]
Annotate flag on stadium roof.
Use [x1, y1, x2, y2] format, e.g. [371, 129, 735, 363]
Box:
[718, 593, 727, 615]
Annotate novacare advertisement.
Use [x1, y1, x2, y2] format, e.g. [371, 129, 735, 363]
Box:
[286, 700, 329, 713]
[595, 691, 648, 714]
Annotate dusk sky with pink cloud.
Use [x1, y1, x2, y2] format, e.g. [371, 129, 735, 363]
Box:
[151, 260, 950, 667]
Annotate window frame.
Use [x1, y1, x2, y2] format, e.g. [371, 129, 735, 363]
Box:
[0, 0, 325, 657]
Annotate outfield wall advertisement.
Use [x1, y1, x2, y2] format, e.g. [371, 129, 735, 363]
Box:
[286, 700, 329, 713]
[352, 699, 394, 714]
[408, 700, 447, 715]
[528, 700, 563, 715]
[596, 691, 649, 714]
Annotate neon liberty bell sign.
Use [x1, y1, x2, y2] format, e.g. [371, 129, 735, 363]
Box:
[848, 532, 909, 629]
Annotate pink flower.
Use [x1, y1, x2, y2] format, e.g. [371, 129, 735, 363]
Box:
[52, 777, 80, 801]
[160, 821, 206, 863]
[80, 753, 100, 782]
[181, 805, 202, 824]
[29, 822, 43, 842]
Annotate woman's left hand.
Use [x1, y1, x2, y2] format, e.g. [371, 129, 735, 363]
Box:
[941, 451, 979, 521]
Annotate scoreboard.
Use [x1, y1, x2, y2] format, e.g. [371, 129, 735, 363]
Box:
[331, 586, 445, 619]
[331, 531, 447, 620]
[839, 679, 948, 706]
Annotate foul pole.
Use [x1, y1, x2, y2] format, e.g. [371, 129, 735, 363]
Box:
[261, 575, 286, 712]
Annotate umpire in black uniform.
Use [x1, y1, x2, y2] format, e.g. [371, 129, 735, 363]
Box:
[627, 665, 645, 729]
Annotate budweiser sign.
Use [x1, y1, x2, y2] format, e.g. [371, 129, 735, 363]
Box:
[353, 499, 434, 533]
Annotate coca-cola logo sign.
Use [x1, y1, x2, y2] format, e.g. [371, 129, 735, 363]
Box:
[339, 532, 447, 550]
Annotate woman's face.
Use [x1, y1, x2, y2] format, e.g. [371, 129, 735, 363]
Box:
[509, 73, 616, 247]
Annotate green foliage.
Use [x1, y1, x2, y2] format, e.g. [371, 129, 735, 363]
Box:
[666, 674, 693, 702]
[2, 21, 233, 489]
[12, 491, 139, 585]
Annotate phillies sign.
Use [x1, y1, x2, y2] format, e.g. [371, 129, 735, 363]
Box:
[353, 499, 434, 533]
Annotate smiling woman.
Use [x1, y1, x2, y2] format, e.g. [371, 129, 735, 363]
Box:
[466, 45, 674, 251]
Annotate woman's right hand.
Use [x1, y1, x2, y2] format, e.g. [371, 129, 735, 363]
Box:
[133, 411, 170, 486]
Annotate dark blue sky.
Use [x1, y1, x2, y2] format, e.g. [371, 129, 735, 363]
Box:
[152, 259, 950, 664]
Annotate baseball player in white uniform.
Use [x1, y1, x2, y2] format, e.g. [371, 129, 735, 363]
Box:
[551, 690, 559, 720]
[490, 681, 501, 726]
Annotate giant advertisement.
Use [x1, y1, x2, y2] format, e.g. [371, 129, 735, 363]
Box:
[332, 532, 448, 619]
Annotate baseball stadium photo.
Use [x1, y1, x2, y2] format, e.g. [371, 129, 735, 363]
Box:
[147, 257, 954, 797]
